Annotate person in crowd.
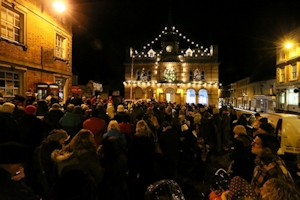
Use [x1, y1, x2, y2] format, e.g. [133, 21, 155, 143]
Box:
[74, 105, 85, 124]
[251, 133, 294, 195]
[251, 112, 262, 130]
[146, 107, 160, 130]
[221, 107, 231, 151]
[130, 104, 144, 125]
[155, 104, 167, 126]
[232, 110, 248, 128]
[103, 120, 126, 147]
[257, 122, 274, 135]
[48, 103, 64, 130]
[0, 142, 40, 199]
[33, 129, 70, 199]
[58, 104, 82, 139]
[12, 104, 26, 121]
[229, 125, 254, 183]
[83, 109, 107, 147]
[119, 114, 135, 148]
[100, 136, 129, 200]
[212, 107, 222, 154]
[106, 102, 115, 119]
[165, 105, 173, 123]
[97, 104, 110, 124]
[51, 129, 104, 184]
[114, 104, 126, 123]
[159, 121, 180, 181]
[128, 120, 155, 200]
[0, 102, 20, 144]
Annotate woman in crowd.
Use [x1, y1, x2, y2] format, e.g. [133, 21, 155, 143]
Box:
[103, 120, 126, 147]
[128, 120, 155, 200]
[33, 129, 70, 199]
[51, 129, 104, 185]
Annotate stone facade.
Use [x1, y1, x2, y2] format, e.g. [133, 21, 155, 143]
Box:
[0, 0, 72, 102]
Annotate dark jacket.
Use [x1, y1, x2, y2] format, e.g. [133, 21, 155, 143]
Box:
[0, 168, 40, 200]
[48, 109, 64, 129]
[58, 112, 82, 138]
[0, 112, 20, 144]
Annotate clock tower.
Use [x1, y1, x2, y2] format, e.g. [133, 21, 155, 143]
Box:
[161, 11, 179, 59]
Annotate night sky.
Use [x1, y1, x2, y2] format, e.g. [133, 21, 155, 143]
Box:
[71, 0, 300, 88]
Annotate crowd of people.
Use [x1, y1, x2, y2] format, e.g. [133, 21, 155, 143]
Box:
[0, 94, 300, 200]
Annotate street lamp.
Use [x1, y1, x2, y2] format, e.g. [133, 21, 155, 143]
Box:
[285, 43, 293, 49]
[53, 1, 66, 13]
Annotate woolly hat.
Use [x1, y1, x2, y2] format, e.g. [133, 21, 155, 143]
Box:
[259, 123, 274, 133]
[47, 129, 70, 142]
[0, 142, 28, 164]
[25, 105, 37, 115]
[117, 105, 125, 112]
[256, 133, 280, 154]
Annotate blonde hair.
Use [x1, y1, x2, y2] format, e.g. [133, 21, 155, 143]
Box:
[136, 120, 151, 137]
[65, 129, 96, 153]
[107, 120, 120, 131]
[233, 125, 247, 136]
[0, 102, 15, 114]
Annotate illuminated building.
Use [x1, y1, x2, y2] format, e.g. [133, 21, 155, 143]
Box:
[124, 23, 219, 105]
[0, 0, 72, 102]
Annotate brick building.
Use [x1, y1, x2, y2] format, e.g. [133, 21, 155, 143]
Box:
[124, 22, 219, 105]
[0, 0, 72, 102]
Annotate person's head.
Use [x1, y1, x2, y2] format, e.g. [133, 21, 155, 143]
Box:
[236, 110, 244, 118]
[135, 120, 151, 137]
[91, 109, 99, 117]
[233, 125, 247, 138]
[258, 123, 274, 134]
[25, 105, 37, 115]
[0, 142, 28, 176]
[74, 105, 83, 115]
[122, 114, 131, 123]
[47, 129, 70, 145]
[117, 104, 125, 113]
[66, 104, 75, 112]
[146, 107, 154, 116]
[0, 102, 15, 114]
[66, 129, 96, 153]
[212, 108, 219, 115]
[251, 134, 280, 156]
[260, 178, 300, 200]
[107, 120, 120, 131]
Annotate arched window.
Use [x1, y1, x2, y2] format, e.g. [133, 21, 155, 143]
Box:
[201, 70, 205, 80]
[189, 71, 193, 81]
[186, 89, 196, 104]
[194, 69, 200, 81]
[198, 89, 208, 105]
[136, 70, 140, 81]
[147, 71, 152, 81]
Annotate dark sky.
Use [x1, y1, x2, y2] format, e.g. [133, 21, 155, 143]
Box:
[71, 0, 300, 87]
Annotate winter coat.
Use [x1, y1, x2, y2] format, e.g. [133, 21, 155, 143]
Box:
[0, 112, 20, 144]
[83, 117, 107, 146]
[51, 149, 104, 184]
[48, 109, 64, 129]
[103, 130, 126, 147]
[58, 112, 82, 138]
[0, 168, 40, 200]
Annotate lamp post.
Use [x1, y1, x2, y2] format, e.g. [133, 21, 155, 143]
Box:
[130, 55, 134, 99]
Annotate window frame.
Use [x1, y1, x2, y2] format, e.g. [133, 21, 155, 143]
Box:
[0, 69, 21, 98]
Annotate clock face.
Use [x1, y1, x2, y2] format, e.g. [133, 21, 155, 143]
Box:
[166, 45, 173, 52]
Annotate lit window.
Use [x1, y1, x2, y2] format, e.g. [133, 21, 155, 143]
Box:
[1, 3, 24, 43]
[291, 63, 297, 80]
[55, 33, 65, 58]
[0, 70, 20, 97]
[280, 68, 285, 82]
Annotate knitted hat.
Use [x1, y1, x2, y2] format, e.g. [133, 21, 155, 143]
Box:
[256, 133, 280, 154]
[0, 142, 28, 164]
[47, 129, 70, 142]
[259, 123, 274, 133]
[25, 105, 37, 115]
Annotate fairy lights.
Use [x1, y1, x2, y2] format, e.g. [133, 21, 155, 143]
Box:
[130, 26, 212, 58]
